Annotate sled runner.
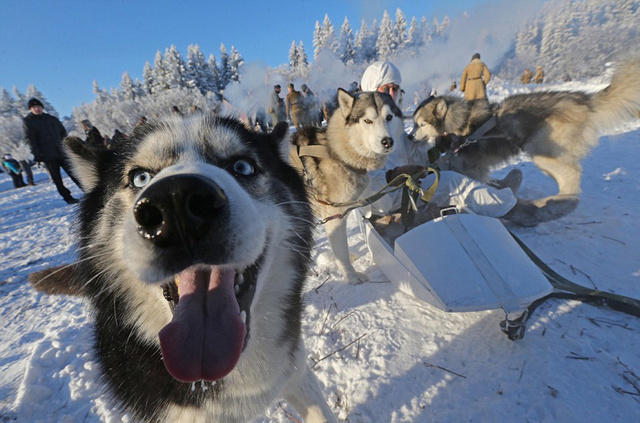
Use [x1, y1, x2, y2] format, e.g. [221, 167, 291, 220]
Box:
[358, 211, 553, 314]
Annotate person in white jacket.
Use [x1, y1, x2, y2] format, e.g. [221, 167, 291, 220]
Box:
[360, 61, 530, 225]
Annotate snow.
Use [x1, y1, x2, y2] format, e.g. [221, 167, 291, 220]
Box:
[1, 78, 640, 422]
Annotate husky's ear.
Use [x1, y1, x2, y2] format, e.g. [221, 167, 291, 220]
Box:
[269, 121, 291, 162]
[64, 136, 105, 192]
[337, 88, 355, 117]
[434, 98, 449, 119]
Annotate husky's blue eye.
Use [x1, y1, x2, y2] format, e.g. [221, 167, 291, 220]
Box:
[131, 170, 152, 188]
[233, 159, 255, 176]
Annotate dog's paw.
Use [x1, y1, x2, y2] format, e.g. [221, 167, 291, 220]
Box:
[347, 272, 369, 285]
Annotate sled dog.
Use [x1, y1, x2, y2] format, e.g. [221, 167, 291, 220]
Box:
[410, 59, 640, 212]
[64, 116, 336, 422]
[291, 89, 401, 284]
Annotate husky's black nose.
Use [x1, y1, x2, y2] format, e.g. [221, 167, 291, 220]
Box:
[134, 175, 227, 247]
[381, 137, 394, 149]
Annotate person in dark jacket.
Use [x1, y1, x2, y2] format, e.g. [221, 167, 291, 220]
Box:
[1, 154, 26, 189]
[81, 119, 104, 147]
[301, 84, 320, 126]
[23, 98, 82, 204]
[268, 85, 286, 127]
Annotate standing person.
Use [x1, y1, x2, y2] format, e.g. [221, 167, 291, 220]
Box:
[460, 53, 491, 101]
[23, 98, 82, 204]
[520, 68, 533, 84]
[1, 154, 26, 188]
[286, 83, 305, 128]
[301, 84, 320, 126]
[19, 158, 35, 186]
[81, 119, 104, 147]
[268, 85, 286, 128]
[534, 65, 544, 84]
[11, 146, 36, 186]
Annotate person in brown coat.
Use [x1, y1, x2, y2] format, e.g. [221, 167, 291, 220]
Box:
[534, 65, 544, 84]
[460, 53, 491, 101]
[286, 83, 305, 128]
[520, 68, 533, 84]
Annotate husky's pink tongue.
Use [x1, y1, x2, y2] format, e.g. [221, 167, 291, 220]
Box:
[158, 266, 246, 382]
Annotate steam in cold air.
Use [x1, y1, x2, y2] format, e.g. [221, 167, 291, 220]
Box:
[223, 0, 547, 114]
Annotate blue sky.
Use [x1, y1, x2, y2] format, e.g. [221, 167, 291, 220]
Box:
[0, 0, 485, 117]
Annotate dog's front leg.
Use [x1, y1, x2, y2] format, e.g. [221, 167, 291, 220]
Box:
[282, 365, 337, 423]
[323, 215, 368, 284]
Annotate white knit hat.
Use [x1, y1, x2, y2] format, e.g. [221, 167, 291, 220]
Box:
[360, 61, 402, 92]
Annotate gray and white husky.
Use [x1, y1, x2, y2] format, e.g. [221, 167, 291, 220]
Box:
[64, 116, 336, 422]
[291, 89, 401, 284]
[410, 59, 640, 212]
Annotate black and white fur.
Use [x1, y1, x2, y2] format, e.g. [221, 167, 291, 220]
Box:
[64, 115, 336, 422]
[410, 59, 640, 212]
[291, 89, 401, 284]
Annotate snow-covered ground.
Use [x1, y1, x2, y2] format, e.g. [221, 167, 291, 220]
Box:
[1, 78, 639, 422]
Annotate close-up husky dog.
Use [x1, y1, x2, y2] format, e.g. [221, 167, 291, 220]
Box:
[63, 116, 336, 422]
[291, 89, 401, 284]
[410, 59, 640, 209]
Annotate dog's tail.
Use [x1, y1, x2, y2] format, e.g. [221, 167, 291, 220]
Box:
[590, 58, 640, 131]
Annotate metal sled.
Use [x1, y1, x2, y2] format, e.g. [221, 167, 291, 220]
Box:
[358, 211, 553, 314]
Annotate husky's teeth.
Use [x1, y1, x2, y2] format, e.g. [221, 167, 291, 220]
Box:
[234, 284, 240, 295]
[240, 310, 247, 324]
[236, 273, 245, 286]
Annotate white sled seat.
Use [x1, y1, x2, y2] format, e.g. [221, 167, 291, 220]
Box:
[359, 212, 552, 313]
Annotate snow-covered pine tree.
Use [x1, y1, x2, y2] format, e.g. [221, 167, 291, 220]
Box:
[208, 54, 222, 96]
[338, 17, 355, 65]
[366, 19, 379, 63]
[12, 87, 26, 114]
[0, 88, 16, 116]
[298, 41, 308, 68]
[164, 45, 186, 90]
[185, 44, 211, 94]
[0, 114, 26, 158]
[376, 10, 397, 60]
[406, 17, 418, 50]
[120, 72, 136, 101]
[394, 8, 408, 51]
[312, 20, 323, 61]
[142, 61, 154, 95]
[151, 50, 168, 94]
[289, 41, 299, 69]
[219, 44, 231, 90]
[420, 16, 432, 48]
[322, 14, 338, 55]
[0, 88, 25, 157]
[438, 15, 451, 39]
[229, 46, 243, 83]
[539, 11, 564, 73]
[133, 78, 146, 99]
